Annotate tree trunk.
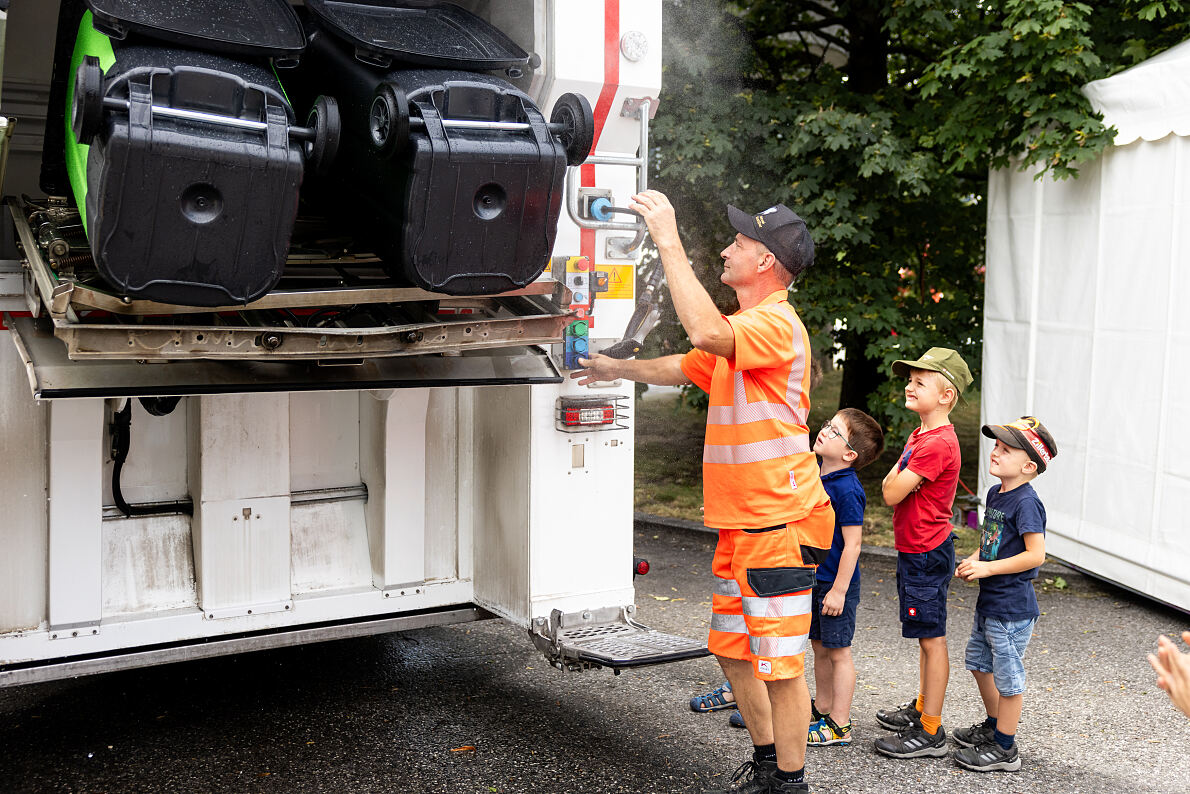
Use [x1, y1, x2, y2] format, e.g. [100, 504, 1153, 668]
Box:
[835, 1, 890, 414]
[838, 331, 884, 413]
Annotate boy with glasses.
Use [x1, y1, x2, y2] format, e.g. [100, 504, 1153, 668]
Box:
[802, 408, 885, 746]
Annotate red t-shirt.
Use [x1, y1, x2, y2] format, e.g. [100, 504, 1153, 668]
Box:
[892, 424, 961, 553]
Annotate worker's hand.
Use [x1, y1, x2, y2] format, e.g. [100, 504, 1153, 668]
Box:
[1149, 631, 1190, 718]
[630, 190, 680, 250]
[821, 587, 845, 617]
[955, 557, 992, 581]
[569, 353, 619, 386]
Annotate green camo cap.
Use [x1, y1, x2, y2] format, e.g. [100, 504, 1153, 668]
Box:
[892, 347, 972, 394]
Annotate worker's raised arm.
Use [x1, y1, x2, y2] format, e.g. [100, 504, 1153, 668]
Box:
[631, 190, 735, 358]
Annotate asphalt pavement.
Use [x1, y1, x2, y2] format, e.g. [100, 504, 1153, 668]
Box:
[1, 521, 1187, 794]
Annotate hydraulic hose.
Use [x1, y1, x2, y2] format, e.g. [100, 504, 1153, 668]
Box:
[110, 401, 193, 517]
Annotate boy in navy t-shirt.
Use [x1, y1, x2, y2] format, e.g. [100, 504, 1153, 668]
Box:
[952, 416, 1058, 772]
[803, 408, 885, 746]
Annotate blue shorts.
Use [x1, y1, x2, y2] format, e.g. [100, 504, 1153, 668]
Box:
[896, 536, 955, 639]
[965, 614, 1036, 696]
[809, 576, 861, 648]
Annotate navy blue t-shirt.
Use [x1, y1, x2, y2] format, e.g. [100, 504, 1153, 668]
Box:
[976, 482, 1047, 620]
[817, 468, 867, 584]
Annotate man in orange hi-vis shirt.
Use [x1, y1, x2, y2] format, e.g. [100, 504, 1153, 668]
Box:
[572, 191, 833, 794]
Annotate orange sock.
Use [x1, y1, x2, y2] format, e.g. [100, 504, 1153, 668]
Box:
[920, 712, 941, 735]
[914, 694, 925, 713]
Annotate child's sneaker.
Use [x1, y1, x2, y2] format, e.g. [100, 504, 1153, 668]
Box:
[873, 723, 949, 759]
[952, 720, 995, 748]
[875, 700, 921, 731]
[807, 716, 851, 746]
[953, 741, 1021, 772]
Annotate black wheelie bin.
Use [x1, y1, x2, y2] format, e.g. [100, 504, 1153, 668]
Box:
[290, 0, 593, 296]
[46, 0, 339, 307]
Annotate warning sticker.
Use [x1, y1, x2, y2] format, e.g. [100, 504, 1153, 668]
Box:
[599, 265, 634, 300]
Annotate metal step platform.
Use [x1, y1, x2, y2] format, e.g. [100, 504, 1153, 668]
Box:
[530, 606, 710, 671]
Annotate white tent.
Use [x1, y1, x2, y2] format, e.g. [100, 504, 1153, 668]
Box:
[981, 39, 1190, 611]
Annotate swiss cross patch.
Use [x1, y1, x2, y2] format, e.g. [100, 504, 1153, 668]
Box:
[908, 607, 918, 617]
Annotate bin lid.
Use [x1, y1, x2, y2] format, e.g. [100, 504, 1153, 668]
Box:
[84, 0, 307, 60]
[306, 0, 529, 70]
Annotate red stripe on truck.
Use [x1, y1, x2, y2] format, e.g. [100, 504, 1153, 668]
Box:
[580, 0, 620, 269]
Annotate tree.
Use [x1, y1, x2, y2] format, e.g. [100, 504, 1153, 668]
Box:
[648, 0, 1188, 431]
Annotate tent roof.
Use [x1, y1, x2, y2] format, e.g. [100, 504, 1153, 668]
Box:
[1082, 37, 1190, 145]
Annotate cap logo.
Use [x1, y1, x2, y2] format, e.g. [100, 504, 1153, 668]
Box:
[1007, 418, 1052, 464]
[755, 215, 766, 228]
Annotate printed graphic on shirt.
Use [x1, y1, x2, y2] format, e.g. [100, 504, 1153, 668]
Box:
[789, 470, 798, 490]
[981, 505, 1006, 561]
[898, 447, 913, 472]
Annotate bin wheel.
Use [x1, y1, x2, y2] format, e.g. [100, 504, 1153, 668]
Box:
[551, 92, 594, 166]
[305, 95, 341, 176]
[71, 56, 104, 145]
[370, 82, 409, 158]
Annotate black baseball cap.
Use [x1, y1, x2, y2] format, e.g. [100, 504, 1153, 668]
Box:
[981, 416, 1058, 473]
[727, 203, 814, 277]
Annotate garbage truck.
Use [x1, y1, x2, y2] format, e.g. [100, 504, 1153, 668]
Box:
[0, 0, 708, 687]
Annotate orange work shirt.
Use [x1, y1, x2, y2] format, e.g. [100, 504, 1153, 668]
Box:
[680, 290, 828, 530]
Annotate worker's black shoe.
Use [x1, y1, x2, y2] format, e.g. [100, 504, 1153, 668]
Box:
[704, 757, 776, 793]
[875, 700, 922, 731]
[874, 723, 949, 759]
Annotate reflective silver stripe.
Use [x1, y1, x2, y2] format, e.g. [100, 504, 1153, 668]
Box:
[741, 592, 812, 619]
[711, 612, 749, 634]
[750, 633, 809, 657]
[775, 303, 809, 426]
[707, 380, 798, 426]
[704, 434, 811, 464]
[713, 576, 742, 597]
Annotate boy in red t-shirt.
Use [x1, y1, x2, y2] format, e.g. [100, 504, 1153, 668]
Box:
[872, 347, 973, 759]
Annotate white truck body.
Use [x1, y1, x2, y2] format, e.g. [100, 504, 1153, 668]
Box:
[0, 0, 705, 686]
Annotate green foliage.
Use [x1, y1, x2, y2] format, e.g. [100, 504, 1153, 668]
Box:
[650, 0, 1188, 434]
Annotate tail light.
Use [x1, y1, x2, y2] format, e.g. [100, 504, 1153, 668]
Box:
[555, 395, 628, 432]
[633, 557, 650, 576]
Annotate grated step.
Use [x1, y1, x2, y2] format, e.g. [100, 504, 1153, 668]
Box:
[556, 622, 708, 668]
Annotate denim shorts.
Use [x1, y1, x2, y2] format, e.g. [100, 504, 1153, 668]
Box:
[965, 614, 1037, 696]
[896, 536, 955, 639]
[809, 576, 861, 648]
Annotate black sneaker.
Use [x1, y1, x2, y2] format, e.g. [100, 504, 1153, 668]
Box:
[954, 741, 1021, 772]
[704, 758, 777, 794]
[952, 720, 996, 748]
[875, 700, 922, 731]
[873, 723, 950, 759]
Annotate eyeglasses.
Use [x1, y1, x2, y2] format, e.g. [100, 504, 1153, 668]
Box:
[820, 420, 856, 453]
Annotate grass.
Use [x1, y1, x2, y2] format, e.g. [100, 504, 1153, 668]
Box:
[634, 366, 983, 556]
